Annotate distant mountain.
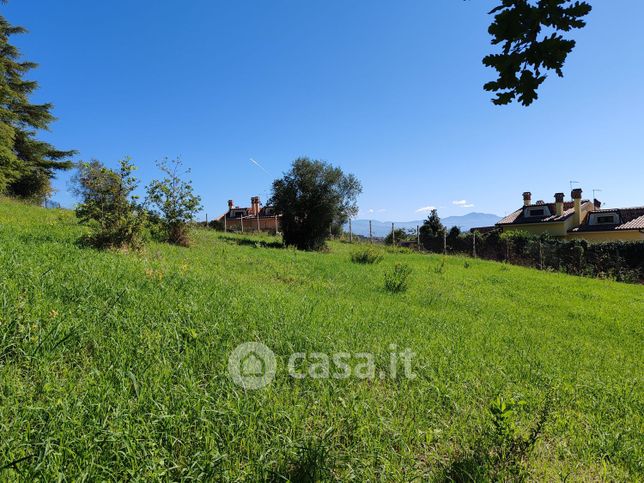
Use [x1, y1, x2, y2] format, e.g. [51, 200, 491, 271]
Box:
[344, 212, 501, 238]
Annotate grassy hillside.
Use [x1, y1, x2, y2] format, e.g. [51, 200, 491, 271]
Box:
[0, 198, 642, 480]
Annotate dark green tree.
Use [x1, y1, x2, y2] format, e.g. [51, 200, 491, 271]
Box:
[483, 0, 592, 106]
[0, 10, 74, 200]
[419, 209, 446, 249]
[270, 157, 362, 251]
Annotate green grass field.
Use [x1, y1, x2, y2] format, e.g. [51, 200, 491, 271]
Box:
[1, 198, 642, 481]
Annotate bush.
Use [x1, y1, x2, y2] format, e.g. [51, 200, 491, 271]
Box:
[146, 158, 202, 247]
[384, 263, 412, 293]
[73, 159, 146, 250]
[384, 228, 410, 246]
[350, 247, 383, 265]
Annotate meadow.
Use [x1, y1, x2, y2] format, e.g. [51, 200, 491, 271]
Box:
[0, 198, 642, 481]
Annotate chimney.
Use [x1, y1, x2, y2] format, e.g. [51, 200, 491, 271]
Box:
[554, 192, 564, 217]
[250, 196, 260, 216]
[228, 200, 234, 211]
[571, 188, 583, 226]
[523, 192, 532, 207]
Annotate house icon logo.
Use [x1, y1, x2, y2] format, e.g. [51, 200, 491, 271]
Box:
[228, 342, 277, 389]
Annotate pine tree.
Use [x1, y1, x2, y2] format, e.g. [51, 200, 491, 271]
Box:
[0, 9, 74, 201]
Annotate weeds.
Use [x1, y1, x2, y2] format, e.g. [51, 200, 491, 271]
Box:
[350, 247, 383, 265]
[384, 263, 412, 293]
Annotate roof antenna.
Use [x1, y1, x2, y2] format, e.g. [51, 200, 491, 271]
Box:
[569, 180, 580, 192]
[592, 188, 602, 200]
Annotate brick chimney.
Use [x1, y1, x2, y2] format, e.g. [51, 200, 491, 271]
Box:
[554, 192, 564, 217]
[523, 192, 532, 207]
[228, 200, 234, 211]
[250, 196, 260, 216]
[571, 188, 583, 226]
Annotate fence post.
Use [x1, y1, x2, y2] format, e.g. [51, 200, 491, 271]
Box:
[443, 231, 447, 255]
[416, 225, 420, 250]
[241, 216, 244, 233]
[539, 241, 543, 270]
[349, 219, 353, 243]
[257, 213, 260, 232]
[224, 215, 227, 233]
[391, 223, 395, 246]
[275, 215, 278, 235]
[472, 231, 477, 258]
[369, 220, 372, 243]
[205, 213, 208, 228]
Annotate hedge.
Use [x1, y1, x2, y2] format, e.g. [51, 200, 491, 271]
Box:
[421, 229, 644, 283]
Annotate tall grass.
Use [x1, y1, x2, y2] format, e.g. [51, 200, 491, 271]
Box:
[0, 198, 642, 480]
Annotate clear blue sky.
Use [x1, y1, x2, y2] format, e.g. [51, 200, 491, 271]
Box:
[5, 0, 644, 220]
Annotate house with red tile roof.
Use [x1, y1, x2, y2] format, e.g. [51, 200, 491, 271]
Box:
[496, 189, 644, 242]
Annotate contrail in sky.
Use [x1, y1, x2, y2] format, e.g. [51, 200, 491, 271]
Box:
[250, 158, 272, 176]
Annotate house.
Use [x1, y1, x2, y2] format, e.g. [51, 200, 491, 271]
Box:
[496, 189, 644, 242]
[217, 196, 281, 233]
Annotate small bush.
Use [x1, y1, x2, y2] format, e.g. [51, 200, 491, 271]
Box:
[384, 263, 412, 293]
[350, 247, 383, 265]
[146, 158, 202, 247]
[73, 159, 146, 250]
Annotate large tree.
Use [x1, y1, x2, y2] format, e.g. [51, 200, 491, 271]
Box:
[270, 157, 362, 251]
[483, 0, 592, 106]
[0, 9, 74, 201]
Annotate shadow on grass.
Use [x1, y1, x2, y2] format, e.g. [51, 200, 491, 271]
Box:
[220, 235, 284, 249]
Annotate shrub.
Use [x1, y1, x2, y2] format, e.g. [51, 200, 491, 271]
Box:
[384, 228, 410, 246]
[146, 158, 202, 247]
[73, 159, 146, 250]
[350, 247, 383, 265]
[384, 263, 412, 293]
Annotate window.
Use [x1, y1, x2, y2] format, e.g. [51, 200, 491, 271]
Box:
[597, 215, 616, 224]
[529, 209, 545, 217]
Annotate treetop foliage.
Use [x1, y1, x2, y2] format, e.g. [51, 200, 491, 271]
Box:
[483, 0, 592, 106]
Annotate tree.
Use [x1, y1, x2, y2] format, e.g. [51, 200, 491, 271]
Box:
[483, 0, 592, 106]
[419, 209, 446, 250]
[269, 157, 362, 251]
[146, 158, 202, 247]
[420, 209, 445, 237]
[73, 159, 146, 249]
[0, 11, 74, 200]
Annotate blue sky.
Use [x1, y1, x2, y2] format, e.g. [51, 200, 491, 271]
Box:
[5, 0, 644, 220]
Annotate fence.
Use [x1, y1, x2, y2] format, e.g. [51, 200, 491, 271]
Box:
[342, 220, 643, 283]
